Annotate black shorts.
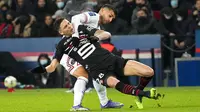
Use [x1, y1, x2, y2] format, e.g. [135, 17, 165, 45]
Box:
[90, 55, 128, 86]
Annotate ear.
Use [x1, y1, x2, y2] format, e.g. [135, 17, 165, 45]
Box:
[59, 30, 63, 35]
[99, 8, 104, 13]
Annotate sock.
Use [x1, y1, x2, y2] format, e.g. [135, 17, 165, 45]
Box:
[137, 76, 153, 90]
[93, 80, 109, 106]
[115, 82, 151, 98]
[73, 76, 88, 106]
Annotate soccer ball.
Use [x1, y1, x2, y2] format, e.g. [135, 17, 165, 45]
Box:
[4, 76, 17, 88]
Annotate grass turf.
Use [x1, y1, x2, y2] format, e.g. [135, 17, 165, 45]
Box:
[0, 87, 200, 112]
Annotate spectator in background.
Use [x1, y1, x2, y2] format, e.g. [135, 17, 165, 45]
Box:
[156, 7, 176, 37]
[81, 0, 97, 12]
[156, 7, 177, 69]
[102, 18, 129, 35]
[39, 14, 57, 37]
[170, 0, 189, 12]
[55, 0, 65, 10]
[157, 0, 190, 10]
[173, 8, 194, 55]
[118, 0, 135, 27]
[0, 10, 15, 38]
[130, 8, 157, 34]
[131, 0, 153, 26]
[192, 0, 200, 28]
[52, 10, 67, 20]
[11, 0, 34, 16]
[63, 0, 87, 19]
[34, 53, 58, 88]
[0, 3, 10, 21]
[34, 0, 56, 24]
[109, 0, 124, 14]
[1, 0, 16, 7]
[0, 0, 5, 7]
[12, 13, 36, 37]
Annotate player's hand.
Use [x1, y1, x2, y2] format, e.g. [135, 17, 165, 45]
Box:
[193, 10, 198, 16]
[169, 32, 175, 37]
[30, 66, 47, 74]
[72, 37, 80, 47]
[88, 36, 99, 43]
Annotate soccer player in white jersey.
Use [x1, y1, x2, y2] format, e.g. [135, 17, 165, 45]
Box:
[59, 4, 123, 111]
[68, 4, 146, 110]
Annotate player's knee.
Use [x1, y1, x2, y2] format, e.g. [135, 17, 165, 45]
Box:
[77, 76, 89, 83]
[73, 67, 89, 79]
[143, 67, 154, 77]
[106, 76, 120, 88]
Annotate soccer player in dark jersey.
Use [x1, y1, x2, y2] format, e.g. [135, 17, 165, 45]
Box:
[31, 18, 161, 110]
[32, 5, 124, 111]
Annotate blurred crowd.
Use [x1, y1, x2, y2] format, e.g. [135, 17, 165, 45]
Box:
[0, 0, 199, 68]
[0, 0, 197, 38]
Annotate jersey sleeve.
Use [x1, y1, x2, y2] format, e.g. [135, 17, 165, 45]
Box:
[78, 25, 98, 36]
[52, 41, 64, 62]
[71, 12, 99, 38]
[52, 49, 63, 62]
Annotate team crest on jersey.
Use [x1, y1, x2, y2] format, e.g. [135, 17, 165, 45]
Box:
[88, 12, 96, 16]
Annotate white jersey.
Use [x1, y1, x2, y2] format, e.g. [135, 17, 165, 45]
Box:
[60, 11, 100, 74]
[71, 11, 100, 37]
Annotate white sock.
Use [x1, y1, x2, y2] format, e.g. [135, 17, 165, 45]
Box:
[73, 76, 88, 106]
[93, 80, 109, 106]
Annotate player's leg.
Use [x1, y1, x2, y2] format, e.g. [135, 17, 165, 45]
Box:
[105, 76, 157, 99]
[92, 80, 124, 108]
[72, 66, 88, 106]
[70, 66, 90, 111]
[60, 55, 89, 111]
[123, 60, 155, 109]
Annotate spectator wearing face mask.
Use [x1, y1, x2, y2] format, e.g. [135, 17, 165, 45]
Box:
[55, 0, 65, 10]
[131, 0, 153, 25]
[173, 8, 194, 51]
[130, 8, 157, 34]
[34, 53, 59, 88]
[155, 7, 177, 70]
[156, 7, 176, 37]
[170, 0, 189, 12]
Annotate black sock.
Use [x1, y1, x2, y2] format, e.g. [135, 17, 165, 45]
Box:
[137, 76, 153, 90]
[115, 82, 150, 98]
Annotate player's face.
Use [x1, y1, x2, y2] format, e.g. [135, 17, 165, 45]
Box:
[59, 19, 74, 36]
[196, 1, 200, 10]
[100, 8, 115, 24]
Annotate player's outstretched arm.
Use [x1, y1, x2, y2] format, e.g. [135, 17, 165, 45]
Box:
[31, 59, 59, 74]
[45, 59, 59, 73]
[94, 30, 111, 40]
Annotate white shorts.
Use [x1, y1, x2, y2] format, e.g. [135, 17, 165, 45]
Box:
[60, 54, 82, 74]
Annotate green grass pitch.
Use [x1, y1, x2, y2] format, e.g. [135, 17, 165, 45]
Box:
[0, 87, 200, 112]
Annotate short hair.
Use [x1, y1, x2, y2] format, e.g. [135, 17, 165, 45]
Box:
[137, 8, 149, 16]
[53, 18, 64, 32]
[101, 4, 117, 16]
[161, 7, 173, 16]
